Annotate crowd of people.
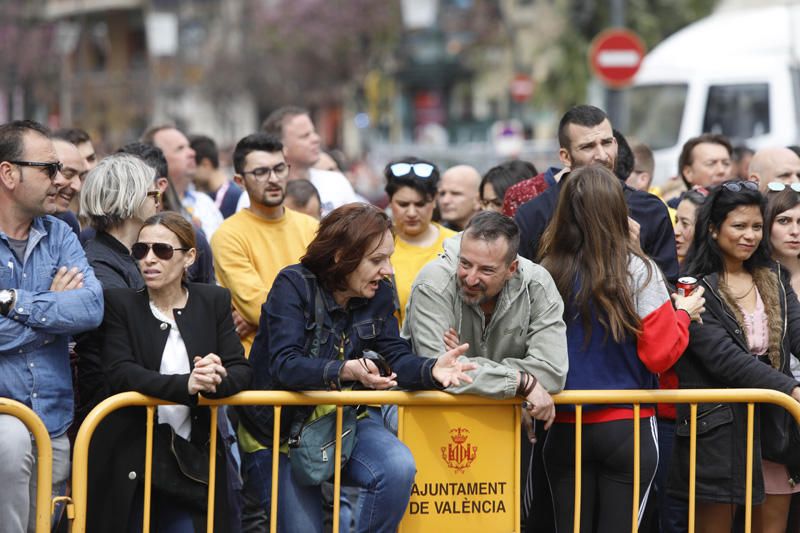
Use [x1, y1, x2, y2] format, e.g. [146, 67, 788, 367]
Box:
[1, 101, 800, 533]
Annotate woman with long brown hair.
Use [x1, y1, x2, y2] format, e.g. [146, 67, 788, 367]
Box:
[537, 164, 704, 533]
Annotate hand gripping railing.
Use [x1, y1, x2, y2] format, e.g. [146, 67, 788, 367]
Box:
[0, 397, 53, 533]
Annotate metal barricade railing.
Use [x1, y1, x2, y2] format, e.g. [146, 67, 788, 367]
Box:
[553, 389, 800, 533]
[67, 388, 800, 533]
[0, 397, 53, 533]
[70, 391, 520, 533]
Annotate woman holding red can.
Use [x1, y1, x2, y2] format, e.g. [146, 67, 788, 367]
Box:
[671, 180, 800, 533]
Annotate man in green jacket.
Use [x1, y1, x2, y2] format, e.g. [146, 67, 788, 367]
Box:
[402, 211, 568, 427]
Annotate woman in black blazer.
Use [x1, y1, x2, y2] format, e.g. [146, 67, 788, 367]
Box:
[87, 212, 252, 533]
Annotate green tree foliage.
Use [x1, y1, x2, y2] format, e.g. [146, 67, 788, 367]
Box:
[239, 0, 402, 111]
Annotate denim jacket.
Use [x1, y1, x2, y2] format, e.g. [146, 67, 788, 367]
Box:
[0, 216, 104, 436]
[239, 263, 439, 445]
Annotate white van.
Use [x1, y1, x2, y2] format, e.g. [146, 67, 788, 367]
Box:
[618, 4, 800, 186]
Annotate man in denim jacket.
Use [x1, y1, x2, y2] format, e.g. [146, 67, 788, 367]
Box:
[0, 120, 103, 532]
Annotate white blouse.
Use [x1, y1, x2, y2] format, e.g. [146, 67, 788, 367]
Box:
[150, 301, 192, 439]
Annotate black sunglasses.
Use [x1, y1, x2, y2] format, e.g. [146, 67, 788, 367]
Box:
[721, 180, 758, 193]
[131, 242, 189, 261]
[9, 160, 63, 181]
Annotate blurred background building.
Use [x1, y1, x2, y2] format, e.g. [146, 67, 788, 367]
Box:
[0, 0, 721, 169]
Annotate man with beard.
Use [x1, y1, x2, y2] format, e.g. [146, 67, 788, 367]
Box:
[403, 213, 567, 533]
[403, 211, 568, 420]
[514, 105, 678, 283]
[210, 133, 317, 356]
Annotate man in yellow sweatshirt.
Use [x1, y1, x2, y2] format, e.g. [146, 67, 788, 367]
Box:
[211, 133, 318, 355]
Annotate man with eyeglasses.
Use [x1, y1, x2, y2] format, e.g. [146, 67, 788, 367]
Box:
[211, 133, 317, 356]
[51, 134, 88, 236]
[258, 106, 360, 216]
[210, 132, 318, 530]
[0, 120, 103, 532]
[748, 147, 800, 193]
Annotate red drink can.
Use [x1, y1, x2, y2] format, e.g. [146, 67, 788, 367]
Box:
[676, 276, 698, 297]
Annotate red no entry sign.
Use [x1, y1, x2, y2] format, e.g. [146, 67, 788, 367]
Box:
[589, 28, 646, 88]
[510, 73, 534, 103]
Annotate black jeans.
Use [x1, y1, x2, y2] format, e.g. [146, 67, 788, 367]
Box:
[543, 417, 659, 533]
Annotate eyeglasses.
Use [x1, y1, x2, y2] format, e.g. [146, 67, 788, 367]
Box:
[9, 160, 63, 181]
[767, 182, 800, 193]
[131, 242, 189, 261]
[146, 190, 162, 204]
[721, 180, 759, 193]
[242, 163, 290, 181]
[389, 162, 435, 179]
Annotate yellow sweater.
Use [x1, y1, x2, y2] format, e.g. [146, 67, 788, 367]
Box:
[392, 223, 456, 325]
[211, 207, 318, 355]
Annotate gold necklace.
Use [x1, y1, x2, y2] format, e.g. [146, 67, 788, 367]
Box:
[733, 282, 755, 300]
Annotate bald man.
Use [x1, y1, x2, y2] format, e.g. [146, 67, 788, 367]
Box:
[749, 147, 800, 192]
[438, 164, 482, 231]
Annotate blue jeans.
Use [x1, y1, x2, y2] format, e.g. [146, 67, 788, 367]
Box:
[241, 412, 417, 533]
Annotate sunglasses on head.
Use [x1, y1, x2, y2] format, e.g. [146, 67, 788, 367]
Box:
[683, 186, 710, 204]
[131, 242, 189, 261]
[767, 182, 800, 193]
[389, 162, 435, 179]
[721, 180, 759, 193]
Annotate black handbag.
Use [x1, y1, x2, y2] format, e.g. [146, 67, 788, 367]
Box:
[760, 403, 800, 484]
[152, 423, 211, 510]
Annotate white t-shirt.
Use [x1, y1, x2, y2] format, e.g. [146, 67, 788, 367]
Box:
[183, 186, 224, 240]
[151, 302, 192, 440]
[235, 168, 361, 216]
[308, 168, 361, 216]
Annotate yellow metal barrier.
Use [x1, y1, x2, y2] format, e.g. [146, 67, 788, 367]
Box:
[68, 388, 800, 533]
[553, 389, 800, 533]
[0, 397, 53, 533]
[70, 391, 520, 533]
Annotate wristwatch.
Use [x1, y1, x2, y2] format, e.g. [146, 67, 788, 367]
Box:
[0, 289, 15, 316]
